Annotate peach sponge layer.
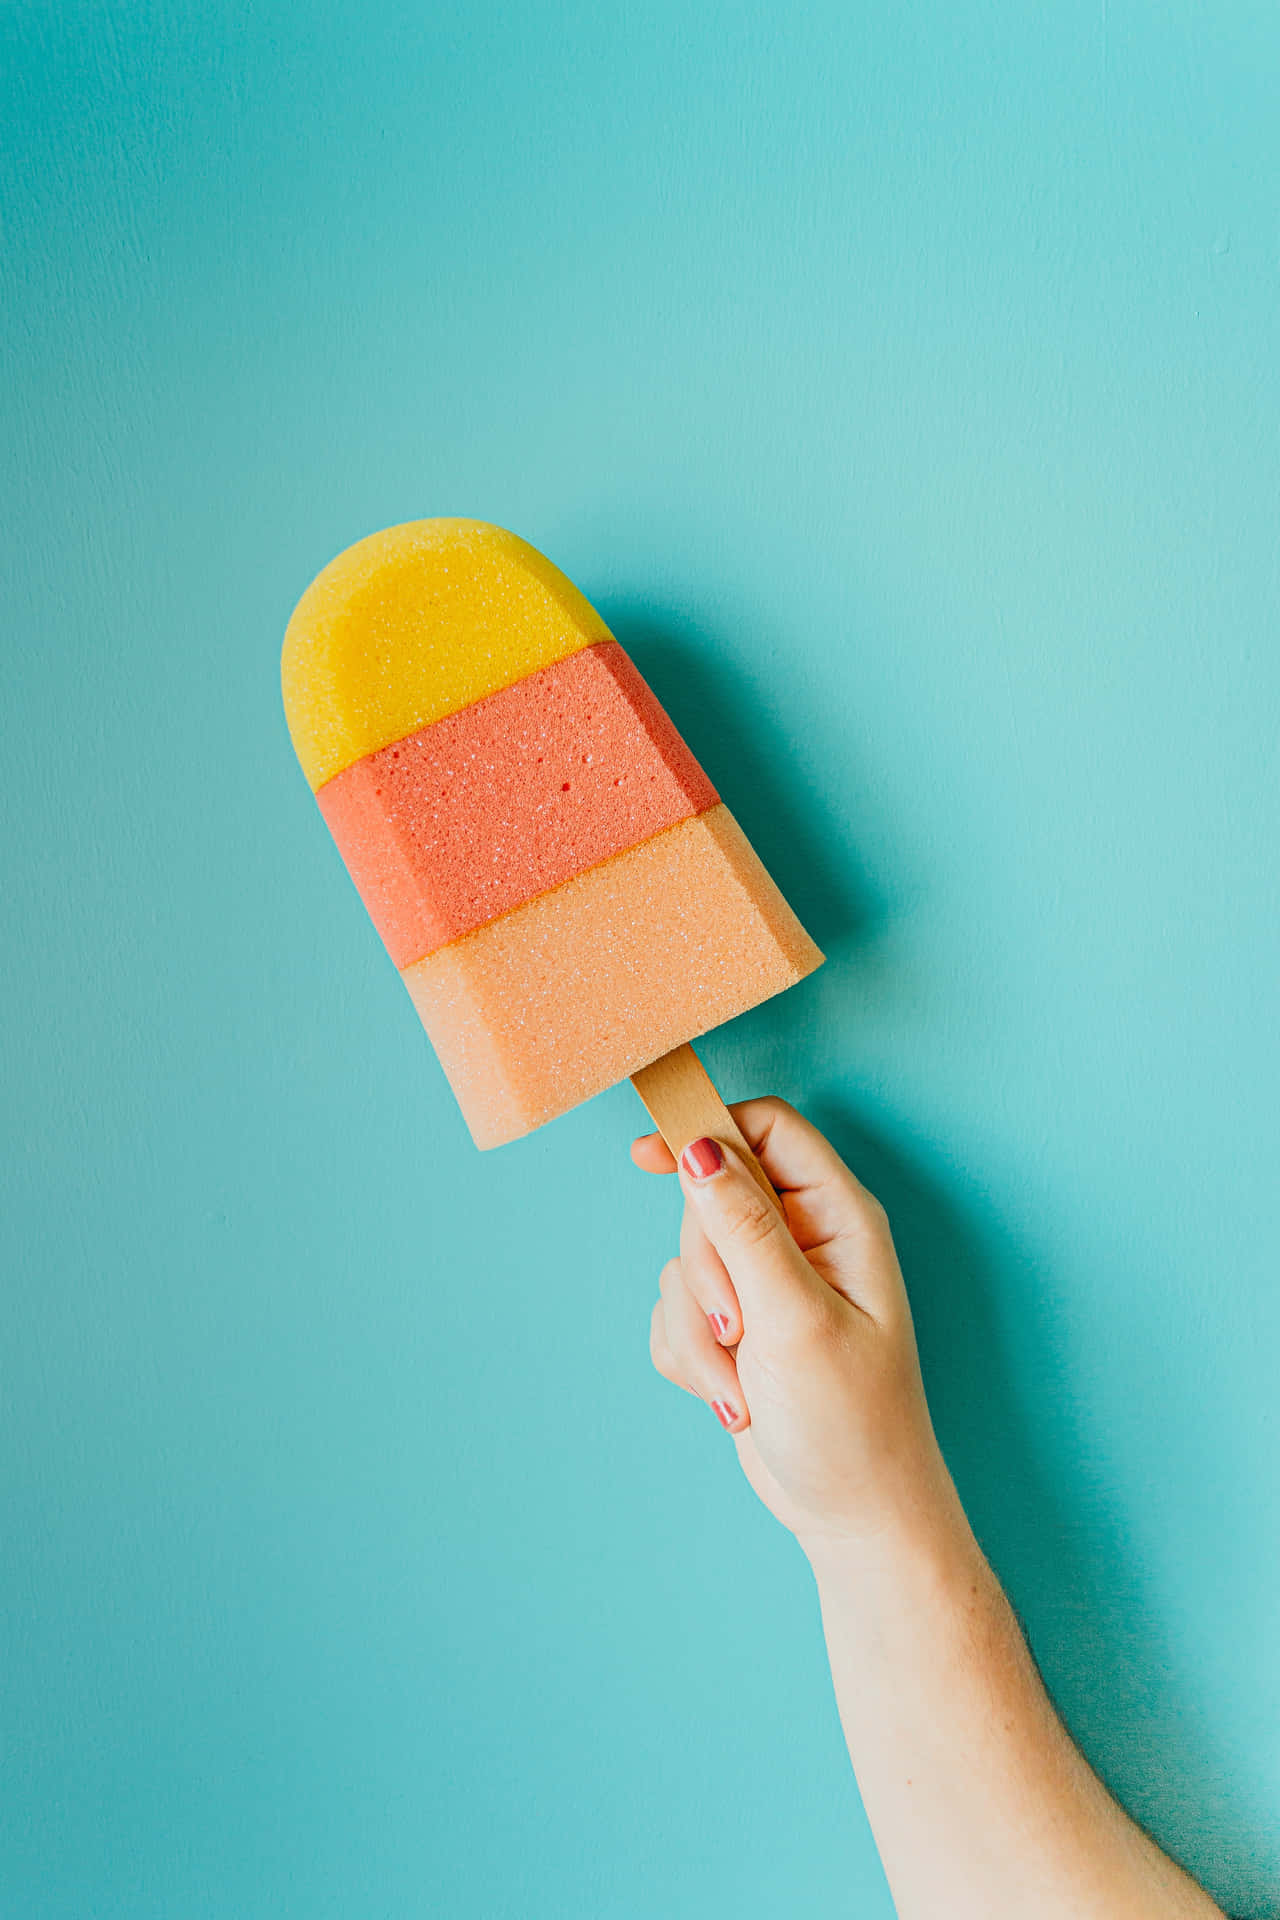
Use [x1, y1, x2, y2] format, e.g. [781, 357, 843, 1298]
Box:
[282, 520, 612, 789]
[400, 805, 823, 1148]
[316, 642, 719, 968]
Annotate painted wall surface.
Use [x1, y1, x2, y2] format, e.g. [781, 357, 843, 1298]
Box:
[3, 4, 1277, 1915]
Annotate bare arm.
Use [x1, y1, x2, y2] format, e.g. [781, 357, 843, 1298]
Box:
[637, 1101, 1223, 1919]
[810, 1507, 1219, 1917]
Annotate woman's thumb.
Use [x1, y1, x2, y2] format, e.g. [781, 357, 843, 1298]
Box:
[677, 1136, 828, 1337]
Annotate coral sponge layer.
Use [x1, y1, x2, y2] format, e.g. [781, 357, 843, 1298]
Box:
[316, 642, 718, 968]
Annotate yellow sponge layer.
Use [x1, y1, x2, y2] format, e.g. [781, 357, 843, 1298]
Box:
[400, 805, 823, 1148]
[282, 520, 615, 790]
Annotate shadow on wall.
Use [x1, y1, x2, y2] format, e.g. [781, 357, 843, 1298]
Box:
[803, 1098, 1279, 1920]
[601, 601, 881, 964]
[604, 600, 1272, 1919]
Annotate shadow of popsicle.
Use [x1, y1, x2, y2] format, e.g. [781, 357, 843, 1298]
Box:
[603, 594, 1273, 1917]
[806, 1090, 1278, 1920]
[599, 601, 880, 962]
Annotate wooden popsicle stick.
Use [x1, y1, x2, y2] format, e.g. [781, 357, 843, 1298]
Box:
[630, 1041, 779, 1208]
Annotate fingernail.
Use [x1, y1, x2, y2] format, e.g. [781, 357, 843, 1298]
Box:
[711, 1399, 738, 1430]
[680, 1136, 724, 1181]
[708, 1311, 732, 1342]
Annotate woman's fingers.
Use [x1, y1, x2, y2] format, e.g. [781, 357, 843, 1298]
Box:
[723, 1097, 859, 1196]
[727, 1099, 891, 1291]
[631, 1132, 677, 1174]
[679, 1205, 743, 1347]
[633, 1099, 852, 1197]
[649, 1297, 682, 1383]
[677, 1136, 841, 1348]
[636, 1101, 904, 1321]
[655, 1257, 746, 1431]
[739, 1117, 900, 1320]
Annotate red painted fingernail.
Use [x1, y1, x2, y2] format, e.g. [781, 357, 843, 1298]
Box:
[708, 1312, 732, 1342]
[681, 1136, 724, 1180]
[711, 1399, 737, 1430]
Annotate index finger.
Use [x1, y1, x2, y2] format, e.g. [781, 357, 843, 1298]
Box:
[710, 1097, 888, 1267]
[725, 1098, 867, 1200]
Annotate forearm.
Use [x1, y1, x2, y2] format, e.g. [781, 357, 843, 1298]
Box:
[807, 1495, 1222, 1920]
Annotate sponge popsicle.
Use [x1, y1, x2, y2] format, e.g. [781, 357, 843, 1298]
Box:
[281, 520, 822, 1181]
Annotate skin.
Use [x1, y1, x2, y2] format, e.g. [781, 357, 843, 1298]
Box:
[634, 1097, 1224, 1920]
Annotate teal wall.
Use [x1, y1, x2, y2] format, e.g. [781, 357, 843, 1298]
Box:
[3, 4, 1277, 1914]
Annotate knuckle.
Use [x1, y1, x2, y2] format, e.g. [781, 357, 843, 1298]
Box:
[859, 1187, 890, 1228]
[844, 1175, 889, 1229]
[830, 1186, 891, 1252]
[730, 1096, 794, 1159]
[722, 1190, 780, 1251]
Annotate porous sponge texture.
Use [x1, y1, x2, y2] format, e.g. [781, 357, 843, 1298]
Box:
[282, 520, 613, 790]
[401, 806, 823, 1148]
[316, 643, 719, 968]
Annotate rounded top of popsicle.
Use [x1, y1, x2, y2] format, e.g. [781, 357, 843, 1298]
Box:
[281, 519, 615, 790]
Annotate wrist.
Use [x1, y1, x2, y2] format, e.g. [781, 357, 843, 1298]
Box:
[799, 1470, 982, 1601]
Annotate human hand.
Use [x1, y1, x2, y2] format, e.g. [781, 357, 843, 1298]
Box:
[634, 1099, 962, 1558]
[639, 1103, 1227, 1920]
